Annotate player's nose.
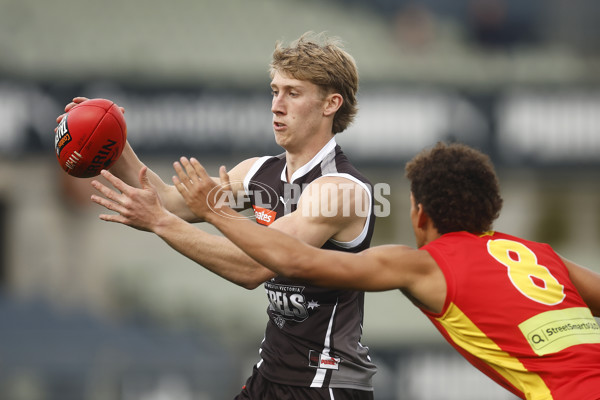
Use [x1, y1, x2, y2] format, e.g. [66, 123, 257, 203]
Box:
[271, 95, 286, 115]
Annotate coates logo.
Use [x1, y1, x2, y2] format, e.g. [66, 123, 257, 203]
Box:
[253, 206, 276, 225]
[207, 180, 279, 221]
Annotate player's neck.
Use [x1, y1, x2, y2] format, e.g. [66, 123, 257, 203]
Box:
[284, 135, 334, 181]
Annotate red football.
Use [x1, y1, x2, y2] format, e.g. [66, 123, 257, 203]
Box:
[54, 98, 127, 178]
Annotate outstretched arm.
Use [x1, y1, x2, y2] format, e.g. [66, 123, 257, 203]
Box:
[108, 143, 255, 222]
[90, 156, 373, 291]
[173, 158, 446, 312]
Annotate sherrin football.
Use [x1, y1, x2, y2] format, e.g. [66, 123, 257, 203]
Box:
[55, 98, 127, 178]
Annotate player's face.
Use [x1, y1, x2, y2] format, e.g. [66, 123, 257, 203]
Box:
[270, 71, 329, 151]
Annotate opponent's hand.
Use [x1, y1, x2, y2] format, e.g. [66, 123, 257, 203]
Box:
[172, 157, 231, 220]
[55, 97, 125, 131]
[90, 167, 169, 232]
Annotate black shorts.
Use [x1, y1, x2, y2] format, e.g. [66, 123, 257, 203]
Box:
[234, 365, 374, 400]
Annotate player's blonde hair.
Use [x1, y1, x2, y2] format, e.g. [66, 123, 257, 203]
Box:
[269, 31, 359, 134]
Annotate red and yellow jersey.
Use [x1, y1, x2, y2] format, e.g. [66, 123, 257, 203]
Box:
[421, 231, 600, 400]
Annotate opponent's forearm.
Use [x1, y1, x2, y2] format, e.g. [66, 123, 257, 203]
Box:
[153, 212, 274, 289]
[204, 206, 314, 280]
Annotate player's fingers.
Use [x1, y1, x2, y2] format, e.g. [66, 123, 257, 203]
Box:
[90, 193, 112, 209]
[172, 161, 191, 190]
[100, 169, 133, 195]
[64, 97, 89, 112]
[189, 158, 209, 181]
[98, 213, 131, 226]
[138, 166, 152, 190]
[90, 193, 127, 215]
[91, 179, 126, 204]
[64, 102, 78, 112]
[179, 157, 198, 182]
[219, 165, 231, 191]
[56, 114, 65, 124]
[172, 175, 189, 196]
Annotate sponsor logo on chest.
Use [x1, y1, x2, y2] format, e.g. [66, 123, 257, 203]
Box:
[252, 205, 276, 226]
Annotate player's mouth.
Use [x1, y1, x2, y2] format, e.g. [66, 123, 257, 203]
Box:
[273, 121, 286, 131]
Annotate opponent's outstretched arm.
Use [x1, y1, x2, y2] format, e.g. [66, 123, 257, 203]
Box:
[174, 157, 446, 312]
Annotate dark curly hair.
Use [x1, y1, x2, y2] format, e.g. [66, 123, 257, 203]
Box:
[405, 142, 503, 234]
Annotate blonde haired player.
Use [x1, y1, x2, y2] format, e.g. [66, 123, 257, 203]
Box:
[64, 32, 379, 399]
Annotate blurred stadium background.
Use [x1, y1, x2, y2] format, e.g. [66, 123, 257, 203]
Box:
[0, 0, 599, 399]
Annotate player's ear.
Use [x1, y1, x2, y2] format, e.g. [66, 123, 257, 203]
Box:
[416, 204, 429, 229]
[323, 93, 343, 116]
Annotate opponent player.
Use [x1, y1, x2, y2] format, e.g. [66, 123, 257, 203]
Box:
[173, 142, 600, 400]
[65, 32, 378, 399]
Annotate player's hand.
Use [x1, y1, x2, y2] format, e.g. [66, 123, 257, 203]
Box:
[172, 157, 231, 220]
[90, 167, 169, 232]
[55, 97, 125, 131]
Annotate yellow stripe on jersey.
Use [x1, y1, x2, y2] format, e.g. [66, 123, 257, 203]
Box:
[519, 307, 600, 356]
[437, 302, 552, 400]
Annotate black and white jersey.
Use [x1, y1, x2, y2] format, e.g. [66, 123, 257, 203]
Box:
[243, 138, 377, 391]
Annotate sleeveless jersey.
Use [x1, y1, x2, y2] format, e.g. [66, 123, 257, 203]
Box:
[421, 231, 600, 400]
[242, 138, 377, 390]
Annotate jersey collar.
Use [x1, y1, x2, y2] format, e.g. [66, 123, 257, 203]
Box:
[280, 137, 337, 183]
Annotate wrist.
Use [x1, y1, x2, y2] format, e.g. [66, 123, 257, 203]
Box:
[203, 206, 227, 226]
[152, 209, 181, 236]
[204, 205, 242, 233]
